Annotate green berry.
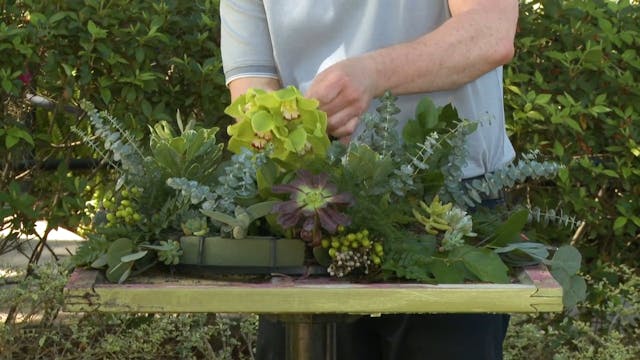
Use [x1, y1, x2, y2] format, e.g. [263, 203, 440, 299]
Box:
[321, 239, 330, 248]
[374, 243, 383, 254]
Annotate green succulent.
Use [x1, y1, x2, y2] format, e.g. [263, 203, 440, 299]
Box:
[180, 216, 209, 236]
[225, 86, 330, 169]
[149, 111, 223, 183]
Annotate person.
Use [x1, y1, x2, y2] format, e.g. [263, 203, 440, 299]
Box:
[220, 1, 519, 359]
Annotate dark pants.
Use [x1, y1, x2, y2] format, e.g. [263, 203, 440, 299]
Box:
[256, 313, 510, 360]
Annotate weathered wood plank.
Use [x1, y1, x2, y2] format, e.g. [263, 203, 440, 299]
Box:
[517, 264, 563, 312]
[63, 267, 100, 311]
[63, 267, 563, 314]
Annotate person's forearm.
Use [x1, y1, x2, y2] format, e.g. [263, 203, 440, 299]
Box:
[365, 1, 518, 96]
[228, 77, 281, 101]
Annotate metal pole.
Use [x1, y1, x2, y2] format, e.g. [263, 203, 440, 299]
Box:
[283, 315, 338, 360]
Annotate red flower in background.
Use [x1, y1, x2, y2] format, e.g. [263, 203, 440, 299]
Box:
[19, 71, 33, 86]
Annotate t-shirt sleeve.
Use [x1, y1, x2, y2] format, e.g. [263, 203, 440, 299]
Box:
[220, 0, 279, 85]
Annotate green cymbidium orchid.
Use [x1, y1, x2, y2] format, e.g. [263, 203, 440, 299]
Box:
[225, 86, 331, 169]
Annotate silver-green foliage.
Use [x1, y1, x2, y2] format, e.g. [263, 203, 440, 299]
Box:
[73, 101, 145, 188]
[356, 91, 402, 157]
[461, 150, 564, 206]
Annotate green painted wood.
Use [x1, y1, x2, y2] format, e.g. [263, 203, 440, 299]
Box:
[179, 236, 305, 267]
[63, 265, 562, 314]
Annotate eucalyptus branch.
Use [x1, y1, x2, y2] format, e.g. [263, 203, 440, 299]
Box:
[70, 126, 122, 173]
[528, 207, 584, 230]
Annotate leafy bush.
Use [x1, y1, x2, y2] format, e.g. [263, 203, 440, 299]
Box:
[504, 262, 640, 359]
[0, 263, 257, 359]
[504, 0, 640, 265]
[0, 0, 228, 264]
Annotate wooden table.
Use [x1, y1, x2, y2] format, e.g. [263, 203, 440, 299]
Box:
[64, 266, 562, 359]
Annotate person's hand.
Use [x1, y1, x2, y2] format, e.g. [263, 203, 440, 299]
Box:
[305, 56, 378, 141]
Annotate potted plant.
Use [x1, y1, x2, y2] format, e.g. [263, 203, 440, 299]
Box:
[71, 86, 586, 307]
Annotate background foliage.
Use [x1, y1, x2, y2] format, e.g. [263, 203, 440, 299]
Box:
[1, 0, 638, 358]
[0, 0, 228, 266]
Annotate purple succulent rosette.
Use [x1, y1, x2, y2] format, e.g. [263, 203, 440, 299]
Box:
[272, 170, 353, 246]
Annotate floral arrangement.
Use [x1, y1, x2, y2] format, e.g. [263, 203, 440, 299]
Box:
[72, 86, 586, 307]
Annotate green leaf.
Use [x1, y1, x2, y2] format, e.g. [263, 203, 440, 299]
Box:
[246, 201, 280, 221]
[534, 93, 552, 105]
[457, 246, 510, 283]
[313, 247, 331, 267]
[100, 87, 111, 104]
[49, 12, 68, 24]
[613, 217, 628, 231]
[563, 275, 587, 308]
[506, 85, 522, 96]
[429, 257, 466, 283]
[414, 96, 439, 129]
[590, 105, 611, 114]
[90, 253, 108, 268]
[105, 238, 136, 283]
[581, 46, 603, 69]
[120, 250, 149, 263]
[494, 242, 549, 259]
[7, 127, 34, 146]
[5, 135, 19, 149]
[550, 245, 581, 275]
[201, 209, 242, 227]
[488, 209, 529, 247]
[106, 238, 135, 268]
[551, 268, 586, 308]
[87, 20, 108, 39]
[402, 97, 438, 146]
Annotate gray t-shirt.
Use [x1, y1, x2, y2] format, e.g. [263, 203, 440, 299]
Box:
[220, 0, 515, 178]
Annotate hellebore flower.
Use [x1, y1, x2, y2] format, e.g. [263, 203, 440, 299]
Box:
[272, 170, 353, 246]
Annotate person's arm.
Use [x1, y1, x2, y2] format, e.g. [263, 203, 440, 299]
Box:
[220, 0, 281, 102]
[307, 0, 519, 138]
[228, 77, 281, 102]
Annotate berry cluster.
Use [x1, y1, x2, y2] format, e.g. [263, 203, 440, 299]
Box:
[321, 229, 384, 278]
[103, 187, 143, 226]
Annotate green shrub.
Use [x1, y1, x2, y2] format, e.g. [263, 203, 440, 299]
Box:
[2, 0, 227, 125]
[504, 262, 640, 359]
[0, 0, 229, 263]
[505, 0, 640, 264]
[0, 263, 257, 359]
